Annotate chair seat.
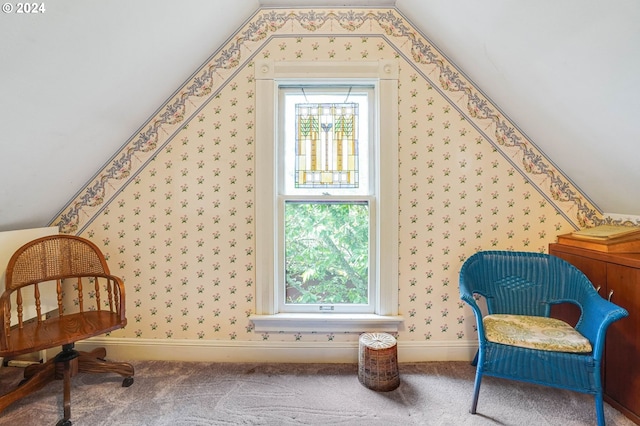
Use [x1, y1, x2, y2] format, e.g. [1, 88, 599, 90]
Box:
[484, 314, 592, 353]
[1, 311, 124, 358]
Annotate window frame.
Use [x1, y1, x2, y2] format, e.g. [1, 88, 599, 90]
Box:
[252, 60, 401, 332]
[278, 85, 375, 314]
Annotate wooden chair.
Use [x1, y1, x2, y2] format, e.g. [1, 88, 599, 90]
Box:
[459, 250, 628, 426]
[0, 235, 134, 426]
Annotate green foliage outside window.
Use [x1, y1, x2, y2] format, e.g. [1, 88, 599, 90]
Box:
[284, 202, 369, 305]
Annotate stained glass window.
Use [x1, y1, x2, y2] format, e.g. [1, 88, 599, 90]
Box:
[295, 103, 359, 188]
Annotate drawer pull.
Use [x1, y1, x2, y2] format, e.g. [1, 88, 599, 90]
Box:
[608, 290, 614, 302]
[596, 285, 601, 294]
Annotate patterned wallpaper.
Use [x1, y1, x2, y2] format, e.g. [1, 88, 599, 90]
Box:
[51, 8, 595, 349]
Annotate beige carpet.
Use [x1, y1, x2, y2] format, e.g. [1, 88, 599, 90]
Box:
[0, 361, 634, 425]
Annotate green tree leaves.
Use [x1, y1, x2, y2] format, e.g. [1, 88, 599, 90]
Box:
[284, 202, 369, 304]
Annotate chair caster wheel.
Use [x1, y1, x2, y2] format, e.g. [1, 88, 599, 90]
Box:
[56, 419, 72, 426]
[122, 376, 134, 387]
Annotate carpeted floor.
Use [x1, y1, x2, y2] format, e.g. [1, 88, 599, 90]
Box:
[0, 361, 634, 425]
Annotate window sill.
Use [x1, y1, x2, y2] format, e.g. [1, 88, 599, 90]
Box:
[249, 313, 404, 333]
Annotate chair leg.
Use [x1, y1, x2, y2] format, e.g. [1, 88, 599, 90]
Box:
[0, 360, 56, 413]
[76, 347, 134, 387]
[79, 347, 107, 360]
[594, 391, 605, 426]
[56, 360, 73, 426]
[54, 344, 79, 426]
[0, 346, 133, 422]
[470, 367, 483, 414]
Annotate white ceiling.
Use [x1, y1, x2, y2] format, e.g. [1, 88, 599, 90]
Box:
[1, 0, 639, 232]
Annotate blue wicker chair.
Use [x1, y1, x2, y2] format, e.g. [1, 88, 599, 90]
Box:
[459, 250, 628, 426]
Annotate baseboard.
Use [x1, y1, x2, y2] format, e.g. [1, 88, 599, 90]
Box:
[72, 338, 477, 364]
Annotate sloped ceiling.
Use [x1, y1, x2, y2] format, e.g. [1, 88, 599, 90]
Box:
[1, 0, 639, 232]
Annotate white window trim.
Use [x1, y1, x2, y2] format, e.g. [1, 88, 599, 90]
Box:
[278, 85, 374, 314]
[251, 60, 402, 332]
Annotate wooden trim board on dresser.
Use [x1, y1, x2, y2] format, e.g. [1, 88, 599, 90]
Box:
[549, 243, 640, 425]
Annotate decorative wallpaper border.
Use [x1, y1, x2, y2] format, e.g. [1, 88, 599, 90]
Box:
[51, 7, 603, 233]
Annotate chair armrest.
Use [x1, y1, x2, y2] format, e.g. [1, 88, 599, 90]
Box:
[88, 273, 127, 323]
[459, 276, 488, 343]
[576, 291, 628, 360]
[111, 274, 127, 324]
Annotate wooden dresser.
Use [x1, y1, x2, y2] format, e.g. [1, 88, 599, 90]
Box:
[549, 243, 640, 424]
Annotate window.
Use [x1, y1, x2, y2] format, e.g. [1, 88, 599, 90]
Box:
[280, 86, 374, 314]
[252, 60, 401, 332]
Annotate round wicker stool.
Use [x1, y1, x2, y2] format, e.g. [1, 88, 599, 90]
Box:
[358, 332, 400, 391]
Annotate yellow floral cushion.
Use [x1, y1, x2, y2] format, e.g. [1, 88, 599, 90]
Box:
[483, 314, 592, 353]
